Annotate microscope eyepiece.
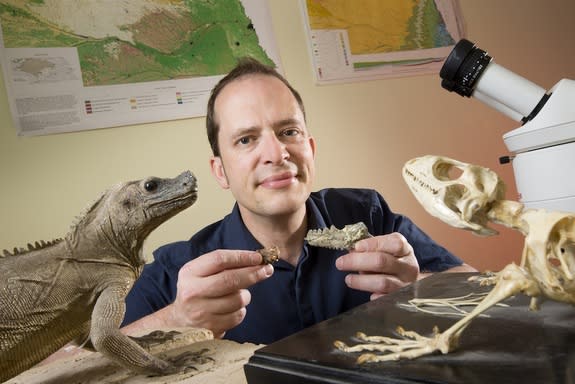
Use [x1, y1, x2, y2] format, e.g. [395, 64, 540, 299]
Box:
[440, 38, 547, 122]
[440, 38, 492, 97]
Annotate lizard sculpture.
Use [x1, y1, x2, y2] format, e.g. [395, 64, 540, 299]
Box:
[0, 171, 198, 382]
[334, 155, 575, 363]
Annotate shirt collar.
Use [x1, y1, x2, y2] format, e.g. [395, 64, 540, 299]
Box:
[219, 197, 327, 265]
[222, 197, 328, 245]
[305, 196, 327, 230]
[220, 203, 263, 251]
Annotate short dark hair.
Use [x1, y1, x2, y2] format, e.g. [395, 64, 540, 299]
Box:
[206, 57, 306, 156]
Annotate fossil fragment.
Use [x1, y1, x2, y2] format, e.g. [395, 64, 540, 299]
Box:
[305, 222, 373, 250]
[257, 246, 280, 264]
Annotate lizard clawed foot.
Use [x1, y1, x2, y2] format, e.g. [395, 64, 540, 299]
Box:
[130, 330, 182, 349]
[159, 348, 214, 374]
[142, 348, 214, 376]
[125, 329, 215, 376]
[335, 326, 451, 363]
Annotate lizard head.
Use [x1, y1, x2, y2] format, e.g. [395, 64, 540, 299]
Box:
[128, 170, 198, 234]
[73, 171, 198, 262]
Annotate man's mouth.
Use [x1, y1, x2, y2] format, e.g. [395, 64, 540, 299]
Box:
[259, 171, 297, 189]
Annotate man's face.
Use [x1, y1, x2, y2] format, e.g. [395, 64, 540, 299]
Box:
[210, 74, 316, 219]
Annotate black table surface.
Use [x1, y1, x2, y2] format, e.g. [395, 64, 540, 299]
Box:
[244, 272, 575, 384]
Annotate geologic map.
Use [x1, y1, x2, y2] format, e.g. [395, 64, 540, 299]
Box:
[301, 0, 465, 83]
[0, 0, 279, 135]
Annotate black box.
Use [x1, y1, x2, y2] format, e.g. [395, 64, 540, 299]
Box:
[245, 272, 575, 383]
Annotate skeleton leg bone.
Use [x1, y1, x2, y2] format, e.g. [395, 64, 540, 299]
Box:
[399, 291, 508, 317]
[335, 263, 542, 363]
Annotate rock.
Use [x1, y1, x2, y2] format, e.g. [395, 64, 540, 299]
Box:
[7, 328, 262, 384]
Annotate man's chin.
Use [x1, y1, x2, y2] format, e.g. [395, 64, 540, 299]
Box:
[255, 189, 309, 214]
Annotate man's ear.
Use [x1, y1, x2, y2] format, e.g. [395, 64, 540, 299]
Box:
[210, 156, 229, 189]
[309, 135, 317, 159]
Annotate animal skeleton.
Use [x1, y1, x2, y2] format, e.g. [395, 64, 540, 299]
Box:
[335, 155, 575, 363]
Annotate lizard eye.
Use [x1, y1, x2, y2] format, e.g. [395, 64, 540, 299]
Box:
[144, 180, 158, 192]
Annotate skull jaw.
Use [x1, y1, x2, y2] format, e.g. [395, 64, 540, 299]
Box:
[419, 193, 498, 236]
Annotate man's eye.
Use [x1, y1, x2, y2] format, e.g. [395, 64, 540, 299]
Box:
[238, 136, 251, 145]
[282, 129, 300, 137]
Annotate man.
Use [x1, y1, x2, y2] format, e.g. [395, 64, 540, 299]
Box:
[122, 58, 475, 344]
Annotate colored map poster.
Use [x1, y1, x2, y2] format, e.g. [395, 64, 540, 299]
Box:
[300, 0, 465, 84]
[0, 0, 280, 136]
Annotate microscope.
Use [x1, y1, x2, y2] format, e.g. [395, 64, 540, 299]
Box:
[440, 39, 575, 212]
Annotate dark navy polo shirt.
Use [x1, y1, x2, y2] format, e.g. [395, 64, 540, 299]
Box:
[123, 188, 462, 344]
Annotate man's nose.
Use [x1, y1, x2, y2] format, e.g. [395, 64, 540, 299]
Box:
[262, 133, 288, 163]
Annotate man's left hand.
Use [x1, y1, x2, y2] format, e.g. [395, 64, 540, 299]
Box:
[335, 233, 419, 300]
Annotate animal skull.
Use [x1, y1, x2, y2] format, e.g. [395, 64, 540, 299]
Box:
[403, 155, 506, 236]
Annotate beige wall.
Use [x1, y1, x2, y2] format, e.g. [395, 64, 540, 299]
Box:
[1, 0, 574, 272]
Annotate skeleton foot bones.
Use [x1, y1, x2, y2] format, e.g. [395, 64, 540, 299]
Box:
[335, 155, 575, 363]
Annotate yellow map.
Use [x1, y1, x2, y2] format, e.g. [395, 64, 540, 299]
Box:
[309, 0, 417, 55]
[302, 0, 464, 83]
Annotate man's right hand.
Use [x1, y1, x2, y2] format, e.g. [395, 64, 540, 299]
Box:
[169, 249, 274, 338]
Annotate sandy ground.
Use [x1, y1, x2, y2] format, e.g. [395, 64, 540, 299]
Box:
[5, 328, 262, 384]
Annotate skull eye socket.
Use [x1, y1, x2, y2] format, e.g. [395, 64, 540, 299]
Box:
[434, 162, 494, 193]
[447, 166, 464, 180]
[433, 162, 465, 182]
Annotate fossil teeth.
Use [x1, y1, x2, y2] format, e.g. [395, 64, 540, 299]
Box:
[305, 222, 372, 250]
